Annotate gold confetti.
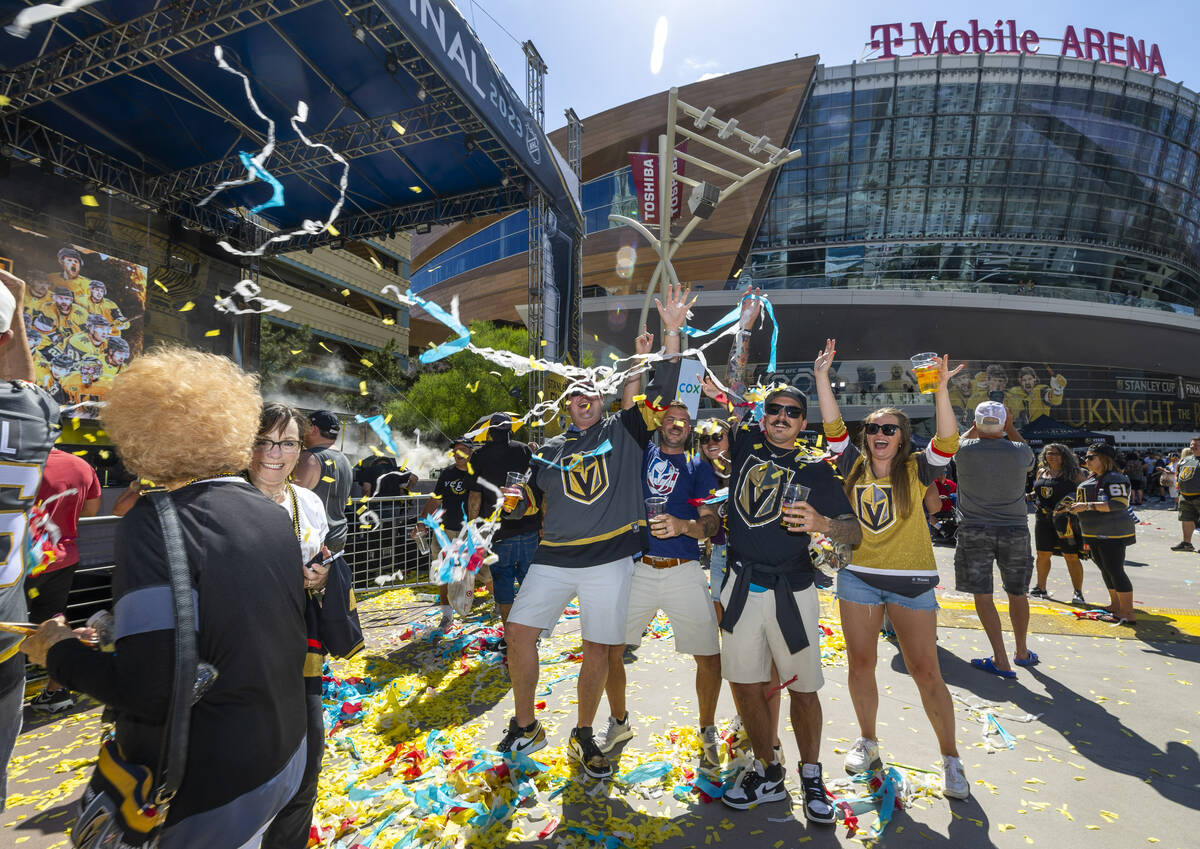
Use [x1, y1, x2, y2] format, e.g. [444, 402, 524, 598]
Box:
[1099, 810, 1119, 822]
[382, 317, 396, 325]
[320, 342, 333, 353]
[205, 329, 220, 337]
[179, 301, 195, 312]
[369, 254, 382, 270]
[391, 120, 406, 135]
[290, 349, 303, 355]
[0, 95, 9, 106]
[359, 380, 369, 395]
[154, 279, 169, 292]
[321, 476, 336, 483]
[80, 195, 99, 207]
[360, 358, 374, 367]
[340, 288, 351, 297]
[326, 224, 339, 236]
[999, 824, 1016, 831]
[98, 450, 110, 459]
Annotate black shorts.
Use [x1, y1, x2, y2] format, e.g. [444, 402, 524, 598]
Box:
[24, 565, 78, 624]
[1033, 513, 1081, 555]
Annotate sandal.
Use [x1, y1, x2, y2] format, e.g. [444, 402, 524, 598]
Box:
[970, 657, 1017, 679]
[1096, 613, 1137, 626]
[1014, 651, 1040, 667]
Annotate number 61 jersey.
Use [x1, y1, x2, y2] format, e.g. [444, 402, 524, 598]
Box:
[0, 381, 60, 663]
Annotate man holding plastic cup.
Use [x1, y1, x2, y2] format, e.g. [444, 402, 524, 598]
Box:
[594, 396, 721, 771]
[494, 283, 692, 780]
[700, 296, 862, 824]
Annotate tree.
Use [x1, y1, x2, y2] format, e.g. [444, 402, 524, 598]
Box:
[386, 321, 529, 441]
[257, 321, 316, 394]
[323, 338, 414, 414]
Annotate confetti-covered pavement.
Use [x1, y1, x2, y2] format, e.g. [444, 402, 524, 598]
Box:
[3, 507, 1198, 848]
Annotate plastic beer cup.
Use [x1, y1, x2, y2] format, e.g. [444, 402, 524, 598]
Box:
[780, 483, 812, 530]
[910, 352, 939, 394]
[502, 471, 525, 512]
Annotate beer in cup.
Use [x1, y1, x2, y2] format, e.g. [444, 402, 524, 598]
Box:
[502, 471, 525, 512]
[910, 352, 939, 394]
[780, 483, 812, 530]
[645, 496, 668, 532]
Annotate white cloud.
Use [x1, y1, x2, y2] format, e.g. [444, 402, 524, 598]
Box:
[698, 72, 726, 82]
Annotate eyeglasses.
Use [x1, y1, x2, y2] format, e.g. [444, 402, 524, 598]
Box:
[698, 432, 727, 445]
[253, 438, 302, 454]
[764, 402, 804, 419]
[864, 423, 900, 436]
[1084, 454, 1097, 461]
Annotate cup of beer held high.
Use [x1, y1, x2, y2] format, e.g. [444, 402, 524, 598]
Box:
[645, 496, 668, 532]
[780, 483, 812, 531]
[502, 471, 526, 513]
[910, 352, 940, 394]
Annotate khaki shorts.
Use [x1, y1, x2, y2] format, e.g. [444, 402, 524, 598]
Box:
[719, 580, 823, 693]
[624, 560, 720, 655]
[1178, 496, 1200, 524]
[509, 558, 635, 644]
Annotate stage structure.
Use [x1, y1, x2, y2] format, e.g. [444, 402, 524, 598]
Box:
[0, 0, 583, 371]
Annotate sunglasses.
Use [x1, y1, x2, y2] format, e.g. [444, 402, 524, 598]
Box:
[764, 402, 805, 419]
[698, 432, 727, 444]
[864, 423, 900, 436]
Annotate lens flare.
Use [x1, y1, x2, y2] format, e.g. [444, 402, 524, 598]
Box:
[649, 16, 668, 75]
[615, 245, 637, 279]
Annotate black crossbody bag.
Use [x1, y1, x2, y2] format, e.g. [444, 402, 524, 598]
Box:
[73, 491, 197, 848]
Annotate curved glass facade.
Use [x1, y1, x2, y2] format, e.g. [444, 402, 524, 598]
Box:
[749, 54, 1200, 313]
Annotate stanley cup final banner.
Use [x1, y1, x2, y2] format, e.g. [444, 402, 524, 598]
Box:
[629, 142, 688, 226]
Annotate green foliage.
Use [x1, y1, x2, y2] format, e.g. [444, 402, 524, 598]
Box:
[386, 321, 529, 440]
[257, 321, 316, 394]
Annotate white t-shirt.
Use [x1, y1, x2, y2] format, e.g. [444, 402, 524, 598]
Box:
[280, 483, 330, 564]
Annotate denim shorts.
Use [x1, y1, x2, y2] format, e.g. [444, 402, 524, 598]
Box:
[490, 531, 538, 605]
[836, 568, 939, 611]
[708, 544, 727, 602]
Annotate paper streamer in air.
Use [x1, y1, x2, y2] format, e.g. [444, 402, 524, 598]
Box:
[214, 279, 292, 316]
[355, 413, 401, 458]
[683, 291, 779, 373]
[201, 47, 350, 257]
[531, 440, 613, 472]
[4, 0, 100, 38]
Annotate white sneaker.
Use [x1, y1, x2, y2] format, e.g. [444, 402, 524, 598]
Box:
[700, 725, 721, 770]
[942, 755, 970, 800]
[844, 737, 882, 774]
[437, 605, 453, 631]
[595, 713, 634, 752]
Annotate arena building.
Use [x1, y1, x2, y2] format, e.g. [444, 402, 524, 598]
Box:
[412, 42, 1200, 445]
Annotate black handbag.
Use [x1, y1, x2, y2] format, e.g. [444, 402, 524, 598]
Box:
[73, 491, 197, 848]
[316, 553, 364, 658]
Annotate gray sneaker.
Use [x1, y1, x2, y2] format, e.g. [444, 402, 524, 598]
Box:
[700, 725, 721, 770]
[596, 713, 634, 752]
[942, 755, 970, 800]
[844, 737, 882, 774]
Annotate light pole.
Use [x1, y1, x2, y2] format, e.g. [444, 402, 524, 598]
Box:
[608, 87, 804, 338]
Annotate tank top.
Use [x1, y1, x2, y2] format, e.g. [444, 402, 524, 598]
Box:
[306, 445, 353, 552]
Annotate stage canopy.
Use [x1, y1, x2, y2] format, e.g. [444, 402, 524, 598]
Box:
[0, 0, 579, 252]
[1020, 415, 1114, 446]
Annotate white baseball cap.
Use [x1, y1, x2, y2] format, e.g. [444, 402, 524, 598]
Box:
[975, 400, 1006, 427]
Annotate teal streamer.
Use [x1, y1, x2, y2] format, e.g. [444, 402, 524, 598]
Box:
[682, 293, 779, 373]
[406, 289, 471, 363]
[238, 151, 286, 215]
[531, 439, 613, 471]
[354, 414, 402, 458]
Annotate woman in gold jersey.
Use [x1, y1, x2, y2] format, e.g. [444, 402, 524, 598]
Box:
[814, 339, 971, 801]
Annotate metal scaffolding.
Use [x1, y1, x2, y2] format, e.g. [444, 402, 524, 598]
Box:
[524, 40, 548, 416]
[564, 107, 583, 363]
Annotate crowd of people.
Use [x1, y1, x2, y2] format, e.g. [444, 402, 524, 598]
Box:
[0, 269, 1191, 845]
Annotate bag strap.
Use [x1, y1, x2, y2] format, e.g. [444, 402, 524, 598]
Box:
[149, 490, 197, 806]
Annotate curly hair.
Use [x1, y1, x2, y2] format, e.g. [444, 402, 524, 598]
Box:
[1038, 442, 1082, 483]
[103, 347, 262, 487]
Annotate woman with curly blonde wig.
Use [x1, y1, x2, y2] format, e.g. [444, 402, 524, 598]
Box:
[25, 347, 309, 846]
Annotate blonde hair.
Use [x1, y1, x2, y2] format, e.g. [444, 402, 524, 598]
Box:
[104, 347, 262, 487]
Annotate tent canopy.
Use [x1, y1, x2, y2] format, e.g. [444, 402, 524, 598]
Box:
[0, 0, 579, 251]
[1020, 415, 1113, 446]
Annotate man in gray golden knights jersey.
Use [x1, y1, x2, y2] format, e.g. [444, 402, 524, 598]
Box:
[294, 410, 354, 554]
[0, 269, 61, 809]
[1170, 436, 1200, 552]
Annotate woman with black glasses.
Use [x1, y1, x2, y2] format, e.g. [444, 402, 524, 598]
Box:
[1028, 443, 1087, 604]
[1069, 443, 1137, 625]
[696, 417, 733, 615]
[813, 338, 971, 802]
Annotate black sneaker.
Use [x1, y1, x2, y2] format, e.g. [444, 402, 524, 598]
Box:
[1071, 591, 1086, 606]
[30, 688, 73, 713]
[497, 717, 547, 757]
[1028, 587, 1049, 599]
[568, 727, 612, 779]
[722, 760, 787, 809]
[801, 766, 836, 825]
[1170, 541, 1194, 552]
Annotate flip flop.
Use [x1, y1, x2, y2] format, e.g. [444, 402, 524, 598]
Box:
[971, 657, 1017, 679]
[1014, 651, 1040, 667]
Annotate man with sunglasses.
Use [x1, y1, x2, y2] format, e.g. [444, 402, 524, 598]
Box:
[953, 401, 1037, 678]
[705, 376, 861, 824]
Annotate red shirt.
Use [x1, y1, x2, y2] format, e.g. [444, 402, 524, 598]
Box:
[36, 449, 101, 572]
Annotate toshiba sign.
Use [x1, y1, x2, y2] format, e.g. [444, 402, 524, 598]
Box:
[870, 20, 1166, 77]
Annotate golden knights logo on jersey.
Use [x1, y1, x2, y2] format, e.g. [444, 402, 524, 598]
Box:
[1180, 463, 1196, 482]
[563, 454, 609, 505]
[735, 459, 792, 527]
[855, 483, 896, 533]
[1039, 484, 1054, 500]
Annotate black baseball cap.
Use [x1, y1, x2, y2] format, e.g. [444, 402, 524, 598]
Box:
[1086, 441, 1115, 459]
[308, 410, 341, 436]
[765, 385, 808, 417]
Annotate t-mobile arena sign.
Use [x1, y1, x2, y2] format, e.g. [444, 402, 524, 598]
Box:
[870, 20, 1166, 77]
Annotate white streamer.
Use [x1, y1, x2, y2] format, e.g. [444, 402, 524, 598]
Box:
[5, 0, 100, 38]
[214, 279, 293, 316]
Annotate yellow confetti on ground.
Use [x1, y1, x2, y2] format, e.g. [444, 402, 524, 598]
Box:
[179, 301, 195, 312]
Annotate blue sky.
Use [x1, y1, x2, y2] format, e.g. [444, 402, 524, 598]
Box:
[460, 0, 1200, 131]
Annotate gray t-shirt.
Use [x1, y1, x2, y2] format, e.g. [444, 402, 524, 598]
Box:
[954, 437, 1035, 527]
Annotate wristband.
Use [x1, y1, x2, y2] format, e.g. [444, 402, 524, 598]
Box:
[664, 328, 681, 337]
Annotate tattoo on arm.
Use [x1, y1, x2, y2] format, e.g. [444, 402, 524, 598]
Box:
[823, 513, 862, 547]
[696, 513, 720, 539]
[728, 330, 750, 397]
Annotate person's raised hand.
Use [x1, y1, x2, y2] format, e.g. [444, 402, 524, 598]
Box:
[738, 285, 763, 330]
[654, 281, 696, 332]
[814, 338, 837, 379]
[936, 355, 965, 392]
[634, 327, 655, 356]
[0, 269, 26, 308]
[700, 376, 726, 402]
